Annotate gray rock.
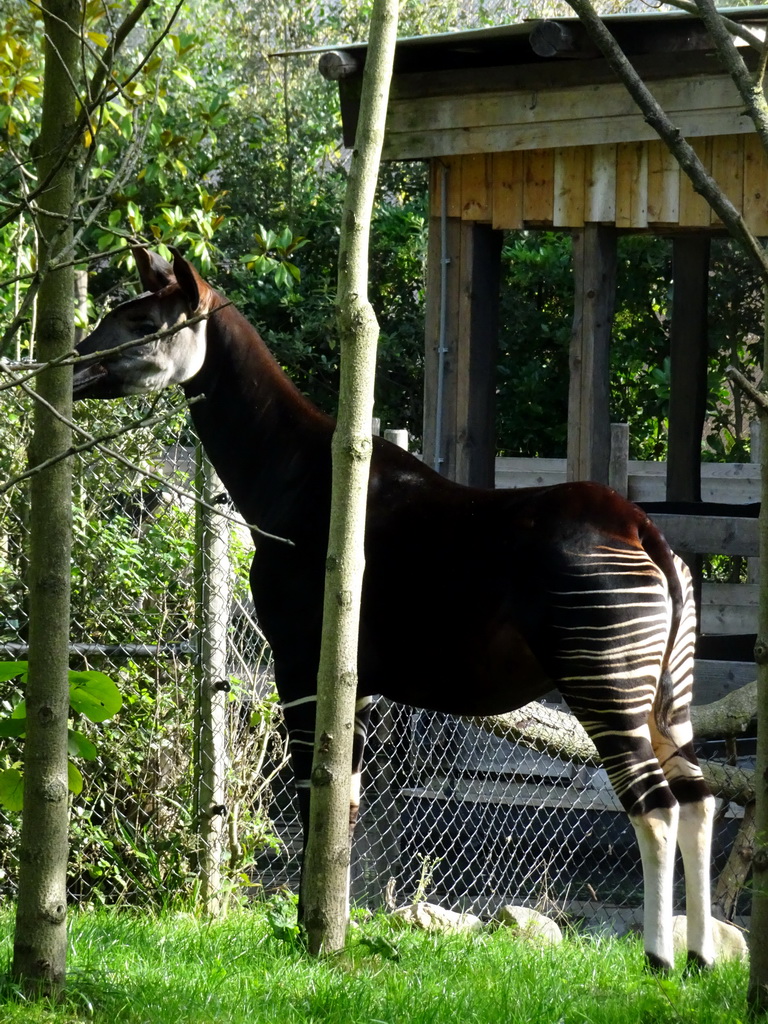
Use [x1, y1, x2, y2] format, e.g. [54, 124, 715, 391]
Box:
[672, 915, 748, 961]
[492, 905, 563, 944]
[390, 902, 484, 933]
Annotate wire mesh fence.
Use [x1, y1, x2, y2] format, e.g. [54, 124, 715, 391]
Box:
[0, 379, 756, 931]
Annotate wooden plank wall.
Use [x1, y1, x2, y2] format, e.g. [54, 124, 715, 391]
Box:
[387, 70, 752, 161]
[429, 136, 768, 234]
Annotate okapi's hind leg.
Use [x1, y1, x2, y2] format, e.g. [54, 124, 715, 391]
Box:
[581, 720, 681, 971]
[649, 556, 715, 968]
[650, 708, 715, 970]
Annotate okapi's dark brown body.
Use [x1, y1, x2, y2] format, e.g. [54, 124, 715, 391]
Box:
[73, 249, 715, 971]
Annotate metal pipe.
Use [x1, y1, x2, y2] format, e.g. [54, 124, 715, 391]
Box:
[0, 642, 196, 659]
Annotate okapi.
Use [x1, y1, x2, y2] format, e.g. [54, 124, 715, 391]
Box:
[73, 248, 715, 971]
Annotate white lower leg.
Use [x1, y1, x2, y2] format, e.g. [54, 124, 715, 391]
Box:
[677, 795, 715, 964]
[631, 803, 679, 968]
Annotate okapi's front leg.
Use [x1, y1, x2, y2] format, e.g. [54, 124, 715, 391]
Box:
[281, 692, 372, 921]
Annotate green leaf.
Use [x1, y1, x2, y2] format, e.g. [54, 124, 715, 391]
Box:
[68, 761, 83, 796]
[68, 729, 98, 760]
[11, 700, 26, 719]
[0, 717, 25, 738]
[0, 661, 28, 682]
[0, 768, 23, 811]
[173, 67, 197, 90]
[68, 671, 122, 722]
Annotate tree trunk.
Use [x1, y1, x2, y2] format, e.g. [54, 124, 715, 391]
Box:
[301, 0, 399, 955]
[714, 802, 755, 922]
[749, 284, 768, 1012]
[12, 0, 79, 995]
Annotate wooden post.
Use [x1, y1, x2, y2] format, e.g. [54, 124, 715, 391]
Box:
[750, 419, 761, 583]
[384, 428, 409, 449]
[666, 236, 710, 502]
[424, 210, 502, 488]
[567, 224, 616, 485]
[609, 422, 629, 497]
[193, 446, 231, 916]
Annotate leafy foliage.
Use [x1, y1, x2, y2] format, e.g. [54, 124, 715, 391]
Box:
[0, 662, 122, 811]
[0, 0, 766, 915]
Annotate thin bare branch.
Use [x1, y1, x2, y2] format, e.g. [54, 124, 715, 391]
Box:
[0, 302, 233, 394]
[565, 0, 768, 287]
[692, 0, 768, 154]
[654, 0, 765, 51]
[726, 364, 768, 415]
[0, 275, 40, 357]
[0, 396, 202, 496]
[4, 369, 291, 544]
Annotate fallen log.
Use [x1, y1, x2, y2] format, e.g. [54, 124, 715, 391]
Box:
[469, 678, 756, 806]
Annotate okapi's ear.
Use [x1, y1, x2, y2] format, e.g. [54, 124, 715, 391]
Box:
[133, 247, 175, 293]
[171, 248, 208, 313]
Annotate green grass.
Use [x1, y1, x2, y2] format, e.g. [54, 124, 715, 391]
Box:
[0, 904, 750, 1024]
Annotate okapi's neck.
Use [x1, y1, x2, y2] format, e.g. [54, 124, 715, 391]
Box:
[183, 294, 334, 535]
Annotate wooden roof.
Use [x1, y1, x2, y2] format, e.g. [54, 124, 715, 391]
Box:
[318, 8, 768, 153]
[317, 8, 768, 234]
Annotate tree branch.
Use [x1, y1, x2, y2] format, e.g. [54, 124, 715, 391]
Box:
[471, 678, 758, 805]
[565, 0, 768, 287]
[692, 0, 768, 154]
[726, 365, 768, 416]
[646, 0, 765, 52]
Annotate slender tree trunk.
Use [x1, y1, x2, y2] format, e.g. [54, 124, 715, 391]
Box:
[12, 0, 79, 994]
[749, 283, 768, 1012]
[302, 0, 399, 955]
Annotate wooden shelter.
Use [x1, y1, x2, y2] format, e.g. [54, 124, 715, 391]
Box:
[318, 7, 768, 494]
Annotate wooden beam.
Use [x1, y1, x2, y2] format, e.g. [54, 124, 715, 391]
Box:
[567, 225, 616, 484]
[647, 139, 680, 225]
[743, 133, 768, 236]
[650, 514, 758, 557]
[423, 206, 502, 487]
[522, 149, 555, 224]
[456, 221, 502, 486]
[554, 147, 586, 227]
[383, 74, 752, 161]
[667, 236, 710, 502]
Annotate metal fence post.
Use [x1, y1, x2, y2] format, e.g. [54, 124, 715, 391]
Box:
[193, 444, 231, 914]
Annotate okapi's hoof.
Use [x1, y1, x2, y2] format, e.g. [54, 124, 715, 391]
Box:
[644, 951, 673, 974]
[683, 950, 713, 975]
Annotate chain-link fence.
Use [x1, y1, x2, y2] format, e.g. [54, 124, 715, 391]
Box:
[0, 381, 756, 931]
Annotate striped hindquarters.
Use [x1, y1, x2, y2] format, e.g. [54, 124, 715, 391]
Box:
[549, 543, 691, 815]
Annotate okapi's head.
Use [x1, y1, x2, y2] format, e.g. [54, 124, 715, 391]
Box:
[73, 248, 214, 399]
